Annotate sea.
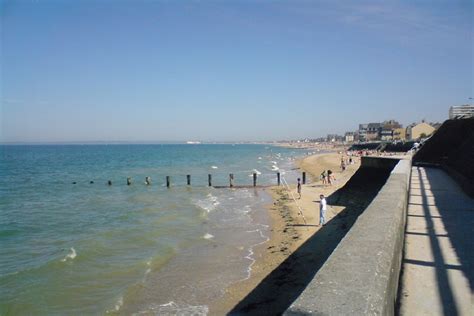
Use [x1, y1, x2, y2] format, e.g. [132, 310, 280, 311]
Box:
[0, 144, 311, 315]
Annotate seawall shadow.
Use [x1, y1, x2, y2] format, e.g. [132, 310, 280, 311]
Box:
[396, 167, 474, 315]
[404, 167, 474, 315]
[423, 168, 474, 294]
[229, 167, 392, 315]
[417, 167, 457, 315]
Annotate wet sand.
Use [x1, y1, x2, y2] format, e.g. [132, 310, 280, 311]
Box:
[209, 152, 365, 314]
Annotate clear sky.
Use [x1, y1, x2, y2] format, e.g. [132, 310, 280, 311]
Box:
[1, 0, 472, 142]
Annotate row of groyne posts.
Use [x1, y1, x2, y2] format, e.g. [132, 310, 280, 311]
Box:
[116, 172, 307, 188]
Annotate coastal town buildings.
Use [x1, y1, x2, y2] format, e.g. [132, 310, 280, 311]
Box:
[380, 128, 394, 141]
[449, 104, 474, 119]
[366, 123, 382, 141]
[344, 132, 355, 143]
[359, 120, 402, 141]
[380, 120, 403, 141]
[326, 134, 344, 142]
[382, 120, 402, 130]
[358, 124, 368, 142]
[354, 119, 441, 142]
[406, 122, 436, 140]
[393, 128, 407, 141]
[304, 115, 441, 145]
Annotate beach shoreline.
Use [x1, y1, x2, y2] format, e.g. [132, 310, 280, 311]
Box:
[273, 141, 348, 152]
[209, 151, 362, 314]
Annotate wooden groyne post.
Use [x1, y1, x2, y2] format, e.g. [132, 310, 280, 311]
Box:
[277, 172, 281, 186]
[253, 172, 257, 187]
[187, 175, 191, 185]
[208, 174, 212, 187]
[302, 172, 306, 184]
[229, 173, 234, 188]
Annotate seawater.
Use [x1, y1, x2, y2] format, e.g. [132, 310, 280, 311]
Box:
[0, 144, 309, 315]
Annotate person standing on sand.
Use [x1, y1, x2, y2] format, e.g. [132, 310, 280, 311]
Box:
[297, 178, 301, 199]
[319, 194, 327, 226]
[327, 169, 333, 185]
[321, 170, 327, 184]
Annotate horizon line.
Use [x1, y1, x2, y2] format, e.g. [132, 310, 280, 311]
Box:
[0, 140, 286, 145]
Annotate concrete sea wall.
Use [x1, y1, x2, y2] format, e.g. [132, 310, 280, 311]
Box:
[285, 157, 412, 315]
[414, 118, 474, 197]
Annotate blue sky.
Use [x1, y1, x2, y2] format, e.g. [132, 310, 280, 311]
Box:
[1, 0, 472, 142]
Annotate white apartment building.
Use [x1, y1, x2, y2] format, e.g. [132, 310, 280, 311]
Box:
[449, 105, 474, 119]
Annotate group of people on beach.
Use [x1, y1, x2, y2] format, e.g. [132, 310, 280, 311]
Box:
[320, 169, 334, 185]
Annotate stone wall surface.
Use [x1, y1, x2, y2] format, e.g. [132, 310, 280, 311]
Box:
[285, 158, 411, 316]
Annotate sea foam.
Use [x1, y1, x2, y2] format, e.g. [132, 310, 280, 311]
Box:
[134, 301, 209, 315]
[195, 193, 220, 213]
[249, 169, 262, 176]
[241, 229, 270, 281]
[105, 296, 123, 314]
[203, 233, 214, 240]
[60, 247, 77, 262]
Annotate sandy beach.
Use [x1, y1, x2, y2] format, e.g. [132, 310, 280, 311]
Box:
[274, 141, 347, 152]
[210, 152, 366, 314]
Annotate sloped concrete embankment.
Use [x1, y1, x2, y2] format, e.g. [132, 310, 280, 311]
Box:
[414, 117, 474, 197]
[285, 157, 411, 315]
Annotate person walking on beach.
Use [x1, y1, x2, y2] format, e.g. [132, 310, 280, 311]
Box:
[297, 178, 302, 199]
[319, 194, 327, 226]
[321, 170, 327, 184]
[327, 169, 333, 185]
[340, 158, 346, 172]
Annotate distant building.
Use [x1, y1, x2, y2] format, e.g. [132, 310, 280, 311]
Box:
[312, 137, 326, 142]
[393, 128, 406, 141]
[449, 105, 474, 119]
[326, 134, 343, 142]
[358, 124, 368, 142]
[382, 120, 402, 130]
[380, 120, 402, 141]
[406, 122, 435, 140]
[366, 123, 382, 141]
[344, 132, 355, 143]
[353, 131, 360, 142]
[359, 120, 403, 141]
[380, 128, 394, 141]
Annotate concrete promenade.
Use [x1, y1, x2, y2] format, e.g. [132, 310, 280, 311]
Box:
[398, 166, 474, 315]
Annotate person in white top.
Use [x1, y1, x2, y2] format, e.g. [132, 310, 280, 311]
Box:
[319, 194, 327, 226]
